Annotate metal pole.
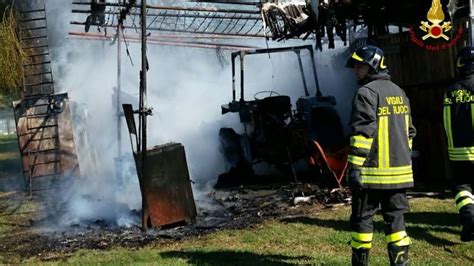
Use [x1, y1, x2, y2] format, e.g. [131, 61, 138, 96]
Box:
[295, 50, 309, 97]
[232, 54, 236, 101]
[117, 21, 123, 181]
[140, 0, 149, 230]
[470, 0, 474, 46]
[309, 47, 322, 97]
[240, 51, 244, 101]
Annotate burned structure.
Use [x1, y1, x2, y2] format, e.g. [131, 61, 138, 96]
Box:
[64, 0, 474, 232]
[14, 6, 81, 193]
[218, 45, 347, 188]
[71, 0, 200, 230]
[68, 1, 355, 195]
[69, 0, 346, 50]
[68, 1, 471, 51]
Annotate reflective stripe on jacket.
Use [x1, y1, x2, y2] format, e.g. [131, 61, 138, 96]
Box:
[443, 78, 474, 162]
[348, 76, 416, 189]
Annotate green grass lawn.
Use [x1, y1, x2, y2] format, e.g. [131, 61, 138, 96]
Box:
[10, 197, 470, 265]
[0, 135, 471, 265]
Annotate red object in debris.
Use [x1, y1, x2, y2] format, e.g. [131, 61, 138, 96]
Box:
[309, 141, 349, 188]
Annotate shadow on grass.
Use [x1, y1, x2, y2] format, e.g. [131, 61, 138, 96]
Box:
[0, 135, 23, 192]
[160, 250, 312, 265]
[281, 211, 459, 247]
[404, 212, 458, 227]
[0, 195, 26, 216]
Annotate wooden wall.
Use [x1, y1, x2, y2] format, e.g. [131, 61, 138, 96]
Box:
[374, 28, 468, 188]
[376, 31, 460, 87]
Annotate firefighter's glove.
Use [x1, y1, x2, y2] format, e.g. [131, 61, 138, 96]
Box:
[346, 166, 362, 192]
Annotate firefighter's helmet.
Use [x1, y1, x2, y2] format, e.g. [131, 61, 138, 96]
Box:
[456, 46, 474, 77]
[345, 45, 388, 73]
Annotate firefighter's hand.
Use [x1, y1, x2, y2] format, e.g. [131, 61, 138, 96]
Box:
[346, 166, 362, 191]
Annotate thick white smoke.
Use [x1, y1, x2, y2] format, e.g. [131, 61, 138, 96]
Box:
[35, 0, 358, 226]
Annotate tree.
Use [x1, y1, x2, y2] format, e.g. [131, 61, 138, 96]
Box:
[0, 4, 25, 107]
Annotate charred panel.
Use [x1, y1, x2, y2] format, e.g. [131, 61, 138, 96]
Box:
[140, 143, 197, 228]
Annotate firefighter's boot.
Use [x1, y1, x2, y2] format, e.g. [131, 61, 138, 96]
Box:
[460, 224, 473, 242]
[351, 248, 369, 266]
[459, 204, 474, 242]
[387, 244, 409, 266]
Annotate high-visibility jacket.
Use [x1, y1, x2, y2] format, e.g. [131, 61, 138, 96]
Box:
[443, 76, 474, 162]
[348, 74, 416, 189]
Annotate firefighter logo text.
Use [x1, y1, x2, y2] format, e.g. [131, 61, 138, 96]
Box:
[377, 96, 409, 116]
[444, 89, 474, 105]
[409, 0, 463, 52]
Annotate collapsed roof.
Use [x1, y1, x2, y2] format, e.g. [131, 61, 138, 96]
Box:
[69, 0, 471, 50]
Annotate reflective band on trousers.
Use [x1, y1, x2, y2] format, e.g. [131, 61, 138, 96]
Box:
[386, 231, 411, 246]
[455, 191, 474, 201]
[378, 116, 390, 168]
[455, 191, 474, 211]
[348, 154, 366, 166]
[351, 232, 373, 249]
[351, 135, 373, 150]
[457, 198, 474, 210]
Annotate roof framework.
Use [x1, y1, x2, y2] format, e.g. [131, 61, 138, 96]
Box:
[70, 1, 280, 50]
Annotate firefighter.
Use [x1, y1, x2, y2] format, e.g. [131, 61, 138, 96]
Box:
[345, 45, 416, 266]
[443, 46, 474, 242]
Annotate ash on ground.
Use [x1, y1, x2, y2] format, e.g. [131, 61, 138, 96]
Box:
[0, 184, 350, 262]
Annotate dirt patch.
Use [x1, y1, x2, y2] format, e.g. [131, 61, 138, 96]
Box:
[0, 184, 351, 263]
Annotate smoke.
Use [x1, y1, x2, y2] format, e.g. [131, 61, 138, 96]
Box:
[31, 0, 359, 226]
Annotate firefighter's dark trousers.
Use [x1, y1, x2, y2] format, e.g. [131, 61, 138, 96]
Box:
[452, 161, 474, 228]
[350, 189, 411, 249]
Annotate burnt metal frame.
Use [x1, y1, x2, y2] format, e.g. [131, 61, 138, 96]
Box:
[69, 1, 321, 51]
[68, 31, 262, 51]
[70, 1, 270, 43]
[20, 8, 54, 96]
[230, 44, 322, 103]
